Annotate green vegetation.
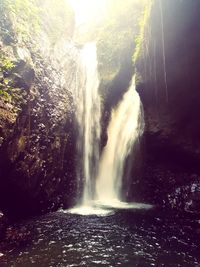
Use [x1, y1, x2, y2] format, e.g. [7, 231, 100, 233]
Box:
[97, 22, 133, 81]
[0, 53, 16, 101]
[96, 0, 148, 81]
[133, 1, 152, 63]
[1, 58, 15, 70]
[0, 0, 74, 105]
[1, 0, 74, 44]
[74, 0, 148, 81]
[2, 0, 41, 42]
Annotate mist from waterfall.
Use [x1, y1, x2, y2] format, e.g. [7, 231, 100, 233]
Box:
[96, 78, 144, 207]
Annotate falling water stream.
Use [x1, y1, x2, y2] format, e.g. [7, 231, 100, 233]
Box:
[70, 42, 102, 215]
[79, 43, 101, 205]
[96, 78, 144, 207]
[70, 43, 151, 215]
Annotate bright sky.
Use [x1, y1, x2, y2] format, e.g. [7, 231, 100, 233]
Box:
[68, 0, 107, 26]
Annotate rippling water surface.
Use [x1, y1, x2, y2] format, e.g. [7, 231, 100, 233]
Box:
[0, 208, 199, 267]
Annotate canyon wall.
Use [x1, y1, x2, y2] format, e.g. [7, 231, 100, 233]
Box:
[136, 0, 200, 214]
[0, 0, 78, 219]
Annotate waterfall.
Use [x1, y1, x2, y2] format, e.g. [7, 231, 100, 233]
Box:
[74, 42, 101, 207]
[95, 78, 144, 207]
[70, 47, 151, 215]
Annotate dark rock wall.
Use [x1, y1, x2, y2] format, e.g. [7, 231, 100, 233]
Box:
[0, 1, 79, 219]
[136, 0, 200, 213]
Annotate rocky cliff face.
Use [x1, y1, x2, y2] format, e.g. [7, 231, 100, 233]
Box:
[0, 0, 79, 219]
[1, 0, 200, 219]
[135, 0, 200, 214]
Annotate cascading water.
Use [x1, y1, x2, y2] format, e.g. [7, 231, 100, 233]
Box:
[72, 42, 102, 212]
[66, 0, 152, 216]
[69, 44, 151, 215]
[95, 78, 145, 208]
[70, 66, 150, 215]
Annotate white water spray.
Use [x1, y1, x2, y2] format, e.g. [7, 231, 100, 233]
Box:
[95, 78, 144, 207]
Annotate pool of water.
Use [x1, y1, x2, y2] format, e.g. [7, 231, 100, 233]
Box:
[0, 208, 199, 267]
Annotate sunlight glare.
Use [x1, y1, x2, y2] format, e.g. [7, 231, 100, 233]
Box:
[68, 0, 107, 26]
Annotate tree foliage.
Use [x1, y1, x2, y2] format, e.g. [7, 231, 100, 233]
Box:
[1, 0, 74, 43]
[96, 0, 147, 81]
[2, 0, 40, 42]
[0, 52, 16, 101]
[133, 1, 152, 63]
[0, 56, 15, 101]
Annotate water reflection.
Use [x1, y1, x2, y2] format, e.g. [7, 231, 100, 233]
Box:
[0, 209, 199, 267]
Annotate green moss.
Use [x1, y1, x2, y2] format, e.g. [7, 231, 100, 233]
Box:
[133, 1, 152, 64]
[1, 58, 15, 70]
[96, 0, 148, 82]
[0, 53, 16, 101]
[0, 89, 10, 101]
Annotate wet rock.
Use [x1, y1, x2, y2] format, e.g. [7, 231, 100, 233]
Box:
[0, 212, 9, 240]
[167, 182, 200, 214]
[0, 1, 77, 219]
[135, 0, 200, 214]
[5, 226, 31, 246]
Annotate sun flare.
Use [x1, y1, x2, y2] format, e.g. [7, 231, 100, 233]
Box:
[68, 0, 107, 25]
